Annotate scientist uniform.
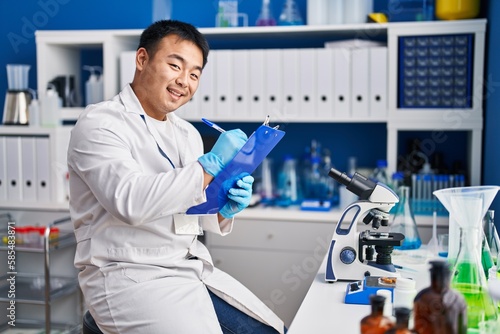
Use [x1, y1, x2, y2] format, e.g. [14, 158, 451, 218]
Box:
[68, 84, 284, 333]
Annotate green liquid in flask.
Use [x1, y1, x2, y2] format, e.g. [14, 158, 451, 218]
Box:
[452, 262, 498, 331]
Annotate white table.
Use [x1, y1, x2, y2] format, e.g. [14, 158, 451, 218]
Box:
[287, 250, 433, 333]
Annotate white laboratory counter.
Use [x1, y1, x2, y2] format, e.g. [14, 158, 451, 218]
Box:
[287, 250, 433, 334]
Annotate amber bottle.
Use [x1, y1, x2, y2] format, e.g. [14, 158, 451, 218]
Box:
[361, 294, 395, 334]
[385, 307, 417, 334]
[413, 260, 467, 334]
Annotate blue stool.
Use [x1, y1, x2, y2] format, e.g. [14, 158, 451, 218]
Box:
[82, 311, 104, 334]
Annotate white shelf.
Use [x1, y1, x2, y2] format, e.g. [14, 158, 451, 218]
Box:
[238, 206, 448, 227]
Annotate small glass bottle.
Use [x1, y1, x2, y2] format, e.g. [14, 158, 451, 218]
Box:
[389, 186, 422, 250]
[361, 294, 395, 334]
[385, 308, 417, 334]
[413, 260, 467, 334]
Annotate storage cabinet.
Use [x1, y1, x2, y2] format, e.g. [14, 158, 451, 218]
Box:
[0, 213, 82, 333]
[204, 212, 335, 327]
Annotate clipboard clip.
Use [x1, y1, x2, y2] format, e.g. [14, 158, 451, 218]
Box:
[263, 115, 280, 130]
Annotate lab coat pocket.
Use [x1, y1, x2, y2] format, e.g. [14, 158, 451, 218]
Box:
[122, 265, 173, 284]
[102, 263, 170, 297]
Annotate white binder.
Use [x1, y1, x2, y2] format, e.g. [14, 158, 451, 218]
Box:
[5, 136, 22, 201]
[21, 136, 37, 202]
[265, 49, 283, 120]
[0, 136, 7, 201]
[298, 48, 317, 119]
[369, 47, 388, 120]
[35, 136, 51, 201]
[333, 48, 351, 119]
[248, 49, 266, 120]
[198, 50, 216, 119]
[214, 49, 233, 119]
[231, 49, 250, 120]
[316, 48, 334, 119]
[176, 90, 201, 120]
[351, 47, 370, 119]
[282, 48, 300, 119]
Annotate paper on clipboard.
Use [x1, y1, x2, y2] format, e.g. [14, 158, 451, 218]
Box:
[187, 124, 285, 215]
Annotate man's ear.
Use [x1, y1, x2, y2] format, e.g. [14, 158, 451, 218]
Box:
[136, 48, 149, 71]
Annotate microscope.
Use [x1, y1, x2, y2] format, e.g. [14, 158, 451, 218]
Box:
[325, 168, 405, 282]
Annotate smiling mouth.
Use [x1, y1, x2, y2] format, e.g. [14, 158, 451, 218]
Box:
[167, 88, 183, 98]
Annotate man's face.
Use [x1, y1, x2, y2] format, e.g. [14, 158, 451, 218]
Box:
[133, 34, 203, 120]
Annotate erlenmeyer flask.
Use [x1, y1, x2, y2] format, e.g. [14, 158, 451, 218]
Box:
[434, 186, 500, 332]
[278, 0, 303, 25]
[389, 186, 422, 250]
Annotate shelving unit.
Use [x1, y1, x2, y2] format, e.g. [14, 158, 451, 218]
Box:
[34, 19, 487, 186]
[0, 214, 82, 333]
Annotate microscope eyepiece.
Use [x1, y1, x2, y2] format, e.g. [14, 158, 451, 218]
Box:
[328, 168, 351, 186]
[328, 168, 376, 200]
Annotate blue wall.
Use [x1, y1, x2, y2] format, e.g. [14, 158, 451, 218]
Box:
[483, 0, 500, 216]
[1, 0, 498, 213]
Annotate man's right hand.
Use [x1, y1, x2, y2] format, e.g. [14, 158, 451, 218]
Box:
[198, 129, 247, 177]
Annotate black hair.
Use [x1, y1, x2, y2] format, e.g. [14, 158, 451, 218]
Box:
[138, 20, 210, 68]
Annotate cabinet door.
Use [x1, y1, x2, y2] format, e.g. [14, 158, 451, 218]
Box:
[210, 247, 328, 328]
[207, 219, 335, 252]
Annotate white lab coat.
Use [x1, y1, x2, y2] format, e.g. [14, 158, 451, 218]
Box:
[68, 84, 284, 333]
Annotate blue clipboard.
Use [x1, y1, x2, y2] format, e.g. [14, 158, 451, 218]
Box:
[187, 125, 285, 215]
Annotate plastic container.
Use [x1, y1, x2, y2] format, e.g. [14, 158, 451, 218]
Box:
[413, 260, 467, 334]
[371, 159, 391, 189]
[307, 0, 328, 25]
[343, 0, 373, 24]
[217, 0, 239, 27]
[28, 88, 40, 127]
[435, 0, 480, 20]
[376, 289, 394, 320]
[83, 65, 104, 105]
[40, 83, 60, 127]
[6, 64, 30, 90]
[393, 278, 417, 311]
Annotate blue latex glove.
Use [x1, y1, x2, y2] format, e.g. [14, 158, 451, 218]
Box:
[218, 172, 254, 219]
[198, 129, 247, 177]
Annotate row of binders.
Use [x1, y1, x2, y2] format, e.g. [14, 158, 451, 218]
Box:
[177, 46, 389, 122]
[0, 135, 53, 203]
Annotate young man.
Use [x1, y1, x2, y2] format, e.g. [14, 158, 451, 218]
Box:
[68, 20, 285, 333]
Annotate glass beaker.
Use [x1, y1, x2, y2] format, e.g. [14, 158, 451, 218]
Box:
[434, 186, 500, 332]
[389, 186, 422, 250]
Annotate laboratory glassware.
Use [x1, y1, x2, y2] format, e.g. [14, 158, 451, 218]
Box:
[413, 260, 467, 334]
[483, 210, 499, 265]
[385, 308, 417, 334]
[3, 64, 32, 125]
[360, 294, 394, 334]
[433, 186, 500, 332]
[278, 0, 303, 26]
[389, 186, 422, 250]
[256, 0, 276, 26]
[276, 155, 298, 207]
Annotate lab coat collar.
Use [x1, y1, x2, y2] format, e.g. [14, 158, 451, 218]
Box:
[119, 84, 190, 167]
